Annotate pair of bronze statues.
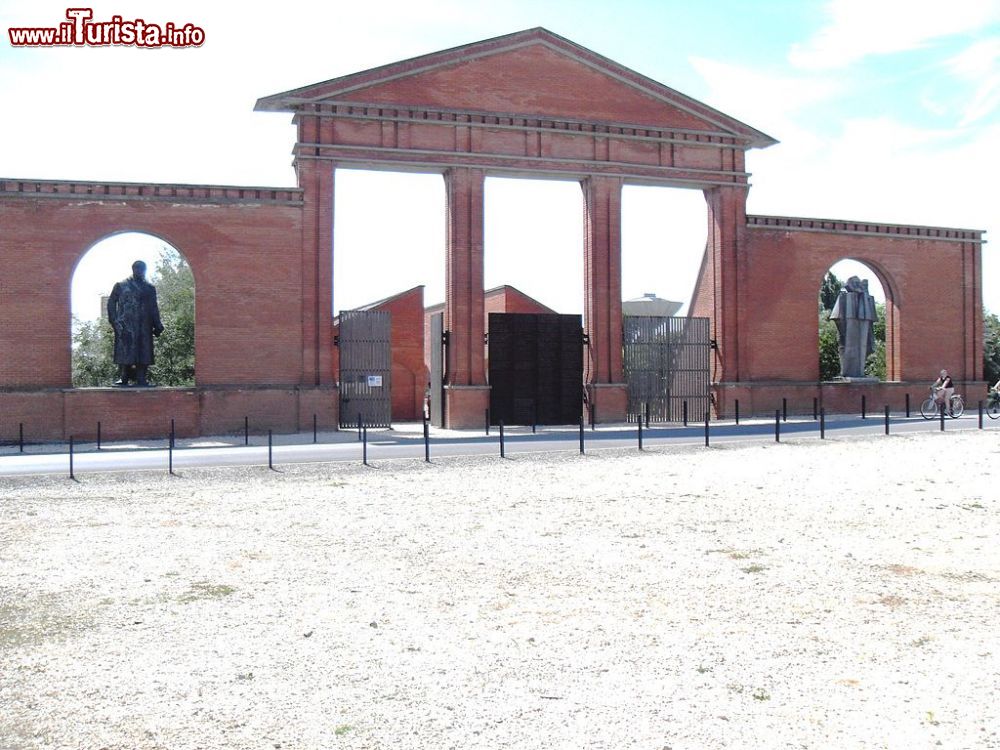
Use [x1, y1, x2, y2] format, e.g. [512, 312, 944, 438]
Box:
[107, 260, 163, 387]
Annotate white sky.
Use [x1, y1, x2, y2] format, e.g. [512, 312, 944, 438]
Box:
[2, 0, 994, 321]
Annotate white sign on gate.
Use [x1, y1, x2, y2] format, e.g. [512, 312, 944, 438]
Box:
[367, 375, 383, 387]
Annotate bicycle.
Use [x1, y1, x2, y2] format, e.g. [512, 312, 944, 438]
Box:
[987, 389, 1000, 420]
[920, 387, 964, 419]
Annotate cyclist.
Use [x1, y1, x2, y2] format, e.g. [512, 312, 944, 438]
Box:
[932, 369, 955, 413]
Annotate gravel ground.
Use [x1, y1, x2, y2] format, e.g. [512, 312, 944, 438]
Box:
[1, 431, 998, 749]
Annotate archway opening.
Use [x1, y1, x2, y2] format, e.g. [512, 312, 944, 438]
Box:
[622, 185, 707, 317]
[818, 259, 890, 381]
[71, 233, 195, 387]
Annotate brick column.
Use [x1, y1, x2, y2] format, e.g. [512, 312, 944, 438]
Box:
[582, 175, 627, 421]
[299, 158, 335, 387]
[443, 167, 488, 427]
[703, 185, 749, 384]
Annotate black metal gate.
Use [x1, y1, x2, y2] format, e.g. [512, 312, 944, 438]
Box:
[488, 313, 583, 426]
[623, 316, 710, 422]
[428, 311, 444, 427]
[338, 310, 392, 428]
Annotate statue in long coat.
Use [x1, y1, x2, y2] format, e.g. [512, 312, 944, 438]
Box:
[828, 275, 877, 378]
[107, 260, 164, 386]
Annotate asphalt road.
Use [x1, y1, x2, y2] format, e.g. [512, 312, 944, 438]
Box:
[1, 412, 995, 478]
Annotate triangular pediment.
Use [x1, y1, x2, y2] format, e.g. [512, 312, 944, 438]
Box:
[256, 28, 776, 148]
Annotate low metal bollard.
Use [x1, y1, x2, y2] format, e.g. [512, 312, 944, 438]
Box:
[645, 402, 651, 429]
[820, 408, 826, 439]
[940, 403, 945, 431]
[579, 417, 585, 454]
[638, 417, 643, 451]
[775, 410, 781, 442]
[485, 409, 490, 436]
[69, 435, 74, 480]
[782, 398, 787, 422]
[313, 413, 318, 444]
[244, 416, 249, 446]
[735, 399, 740, 425]
[884, 405, 890, 435]
[19, 422, 24, 453]
[362, 426, 368, 466]
[269, 429, 274, 469]
[423, 418, 430, 462]
[683, 400, 688, 427]
[979, 400, 984, 430]
[499, 420, 505, 458]
[704, 411, 710, 447]
[813, 397, 818, 421]
[97, 421, 102, 451]
[905, 393, 910, 418]
[861, 395, 867, 420]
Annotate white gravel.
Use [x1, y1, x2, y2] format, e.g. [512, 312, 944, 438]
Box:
[1, 431, 998, 749]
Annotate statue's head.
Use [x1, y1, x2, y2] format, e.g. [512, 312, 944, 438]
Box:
[845, 275, 863, 292]
[131, 260, 147, 280]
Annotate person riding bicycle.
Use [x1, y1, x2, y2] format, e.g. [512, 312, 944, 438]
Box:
[932, 369, 955, 412]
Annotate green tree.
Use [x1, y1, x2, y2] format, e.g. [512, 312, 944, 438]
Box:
[819, 271, 843, 312]
[818, 310, 841, 381]
[71, 249, 195, 387]
[984, 309, 1000, 386]
[149, 250, 195, 386]
[864, 302, 886, 379]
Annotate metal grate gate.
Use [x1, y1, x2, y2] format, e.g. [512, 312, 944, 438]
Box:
[338, 310, 392, 428]
[623, 316, 711, 422]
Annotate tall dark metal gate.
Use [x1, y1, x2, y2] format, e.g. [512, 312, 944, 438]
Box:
[623, 316, 711, 422]
[338, 310, 392, 428]
[488, 313, 583, 426]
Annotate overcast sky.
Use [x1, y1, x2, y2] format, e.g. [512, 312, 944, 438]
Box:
[2, 0, 997, 320]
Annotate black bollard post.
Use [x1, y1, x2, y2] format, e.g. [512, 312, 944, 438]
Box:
[313, 414, 317, 444]
[170, 418, 175, 450]
[69, 435, 74, 480]
[861, 395, 867, 420]
[169, 431, 174, 475]
[775, 410, 781, 443]
[357, 414, 362, 442]
[485, 409, 490, 436]
[813, 397, 818, 421]
[97, 421, 102, 451]
[820, 408, 826, 439]
[362, 426, 368, 465]
[782, 398, 787, 422]
[579, 417, 585, 454]
[244, 416, 249, 446]
[940, 402, 945, 431]
[268, 429, 274, 469]
[683, 400, 688, 427]
[645, 401, 650, 429]
[499, 420, 505, 458]
[638, 417, 643, 451]
[704, 411, 710, 447]
[19, 423, 24, 453]
[979, 400, 984, 430]
[884, 405, 890, 435]
[735, 400, 740, 426]
[905, 393, 911, 418]
[423, 417, 430, 462]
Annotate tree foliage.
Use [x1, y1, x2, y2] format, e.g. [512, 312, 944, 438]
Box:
[985, 309, 1000, 386]
[72, 249, 195, 387]
[819, 271, 843, 313]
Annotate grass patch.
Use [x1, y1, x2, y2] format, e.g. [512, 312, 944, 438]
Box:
[178, 581, 236, 603]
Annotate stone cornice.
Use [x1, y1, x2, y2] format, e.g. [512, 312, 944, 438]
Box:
[0, 178, 304, 205]
[747, 214, 985, 244]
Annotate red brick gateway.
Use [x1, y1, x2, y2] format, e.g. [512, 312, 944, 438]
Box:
[0, 28, 985, 440]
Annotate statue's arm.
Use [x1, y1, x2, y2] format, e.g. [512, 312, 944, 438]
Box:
[150, 287, 164, 336]
[107, 283, 120, 329]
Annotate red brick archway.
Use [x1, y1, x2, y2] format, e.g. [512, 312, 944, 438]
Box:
[0, 28, 985, 439]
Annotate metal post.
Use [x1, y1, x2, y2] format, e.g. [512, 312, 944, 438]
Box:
[362, 426, 368, 465]
[884, 405, 890, 435]
[423, 418, 430, 462]
[97, 421, 102, 451]
[499, 420, 505, 458]
[735, 400, 740, 426]
[170, 418, 175, 450]
[579, 417, 585, 454]
[861, 395, 867, 420]
[813, 397, 818, 421]
[775, 410, 780, 443]
[19, 423, 24, 453]
[638, 417, 643, 451]
[69, 435, 74, 480]
[683, 400, 688, 427]
[905, 393, 910, 418]
[357, 414, 362, 441]
[645, 401, 650, 429]
[268, 429, 274, 469]
[313, 414, 317, 444]
[782, 398, 787, 422]
[704, 411, 710, 447]
[485, 409, 490, 436]
[244, 416, 249, 446]
[169, 431, 174, 475]
[940, 402, 945, 431]
[820, 408, 825, 439]
[979, 400, 984, 430]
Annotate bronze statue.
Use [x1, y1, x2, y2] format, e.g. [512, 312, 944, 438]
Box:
[828, 275, 877, 378]
[107, 260, 164, 386]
